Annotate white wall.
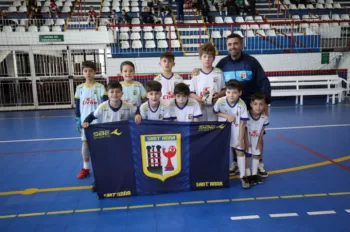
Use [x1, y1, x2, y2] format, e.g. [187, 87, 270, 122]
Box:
[106, 52, 344, 76]
[0, 31, 114, 45]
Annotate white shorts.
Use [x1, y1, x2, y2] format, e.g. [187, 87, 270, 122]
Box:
[81, 128, 87, 141]
[229, 123, 243, 150]
[201, 105, 217, 121]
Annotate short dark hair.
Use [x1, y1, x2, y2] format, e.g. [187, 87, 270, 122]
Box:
[120, 61, 135, 72]
[174, 83, 190, 96]
[82, 61, 96, 71]
[107, 81, 123, 91]
[250, 92, 266, 103]
[160, 52, 175, 61]
[146, 80, 162, 92]
[226, 80, 242, 92]
[198, 43, 216, 58]
[227, 33, 243, 42]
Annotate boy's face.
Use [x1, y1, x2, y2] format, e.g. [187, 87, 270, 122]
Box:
[175, 93, 188, 105]
[147, 91, 162, 104]
[108, 88, 123, 103]
[121, 65, 135, 82]
[250, 99, 265, 114]
[83, 67, 95, 80]
[225, 88, 241, 103]
[159, 58, 175, 73]
[200, 53, 215, 69]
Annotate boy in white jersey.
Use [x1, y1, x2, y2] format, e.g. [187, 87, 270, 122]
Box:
[169, 83, 202, 122]
[245, 93, 269, 185]
[213, 80, 250, 189]
[190, 43, 225, 121]
[82, 82, 142, 127]
[120, 61, 146, 107]
[154, 52, 183, 106]
[74, 61, 108, 179]
[140, 80, 175, 121]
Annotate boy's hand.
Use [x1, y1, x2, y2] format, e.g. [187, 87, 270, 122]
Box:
[81, 122, 89, 128]
[135, 114, 142, 124]
[75, 117, 82, 132]
[226, 115, 235, 123]
[256, 143, 263, 154]
[191, 68, 200, 77]
[238, 139, 245, 150]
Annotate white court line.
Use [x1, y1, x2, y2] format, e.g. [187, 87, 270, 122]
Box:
[269, 213, 299, 218]
[307, 210, 336, 215]
[230, 215, 260, 220]
[266, 124, 350, 131]
[0, 124, 350, 143]
[345, 209, 350, 213]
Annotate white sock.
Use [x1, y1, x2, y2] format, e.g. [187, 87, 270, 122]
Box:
[83, 161, 89, 170]
[252, 158, 259, 175]
[245, 168, 251, 177]
[237, 156, 245, 178]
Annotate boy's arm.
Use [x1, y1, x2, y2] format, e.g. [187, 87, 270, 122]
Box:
[244, 127, 250, 153]
[83, 104, 102, 124]
[256, 127, 265, 153]
[213, 99, 234, 122]
[74, 87, 82, 131]
[238, 120, 246, 149]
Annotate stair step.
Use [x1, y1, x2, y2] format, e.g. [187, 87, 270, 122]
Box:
[177, 27, 206, 31]
[181, 35, 209, 39]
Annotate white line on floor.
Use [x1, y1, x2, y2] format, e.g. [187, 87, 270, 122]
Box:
[230, 215, 260, 220]
[0, 124, 350, 143]
[307, 210, 336, 215]
[269, 213, 299, 218]
[345, 209, 350, 213]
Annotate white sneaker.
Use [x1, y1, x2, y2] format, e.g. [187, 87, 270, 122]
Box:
[258, 162, 268, 178]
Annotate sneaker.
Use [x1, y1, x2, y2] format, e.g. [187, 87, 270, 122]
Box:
[252, 175, 263, 185]
[246, 175, 254, 185]
[229, 162, 239, 176]
[258, 162, 268, 178]
[77, 168, 90, 179]
[240, 177, 250, 189]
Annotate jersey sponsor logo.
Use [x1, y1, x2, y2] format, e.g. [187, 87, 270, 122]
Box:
[200, 87, 210, 97]
[163, 91, 174, 100]
[249, 130, 260, 137]
[213, 77, 218, 82]
[83, 98, 98, 105]
[140, 134, 182, 182]
[133, 89, 138, 95]
[188, 114, 193, 120]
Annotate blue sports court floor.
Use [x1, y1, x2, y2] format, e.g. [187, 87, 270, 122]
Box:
[0, 98, 350, 232]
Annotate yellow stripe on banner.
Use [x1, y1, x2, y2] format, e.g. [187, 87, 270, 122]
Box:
[156, 203, 180, 207]
[328, 192, 350, 196]
[102, 206, 128, 211]
[0, 215, 17, 219]
[304, 193, 328, 197]
[256, 196, 280, 200]
[280, 195, 304, 199]
[47, 210, 74, 215]
[206, 199, 231, 203]
[129, 204, 154, 209]
[181, 201, 205, 205]
[74, 208, 101, 213]
[18, 212, 46, 217]
[231, 198, 255, 202]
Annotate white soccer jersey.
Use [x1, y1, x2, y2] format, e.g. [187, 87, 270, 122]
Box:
[190, 68, 225, 121]
[75, 82, 107, 124]
[169, 98, 202, 122]
[92, 100, 138, 123]
[246, 112, 269, 156]
[213, 97, 248, 148]
[120, 81, 146, 107]
[154, 73, 183, 105]
[140, 101, 175, 120]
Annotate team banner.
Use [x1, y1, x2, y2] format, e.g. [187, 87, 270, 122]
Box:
[85, 120, 231, 199]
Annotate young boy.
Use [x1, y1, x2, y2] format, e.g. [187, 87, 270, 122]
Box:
[169, 83, 202, 122]
[82, 82, 141, 128]
[140, 80, 175, 120]
[154, 52, 183, 106]
[74, 61, 108, 179]
[189, 43, 225, 121]
[120, 61, 146, 107]
[245, 93, 269, 185]
[213, 80, 250, 188]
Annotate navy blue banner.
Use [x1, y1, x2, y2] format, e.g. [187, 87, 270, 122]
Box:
[85, 120, 231, 199]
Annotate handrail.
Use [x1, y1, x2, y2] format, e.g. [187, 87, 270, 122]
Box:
[277, 0, 289, 18]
